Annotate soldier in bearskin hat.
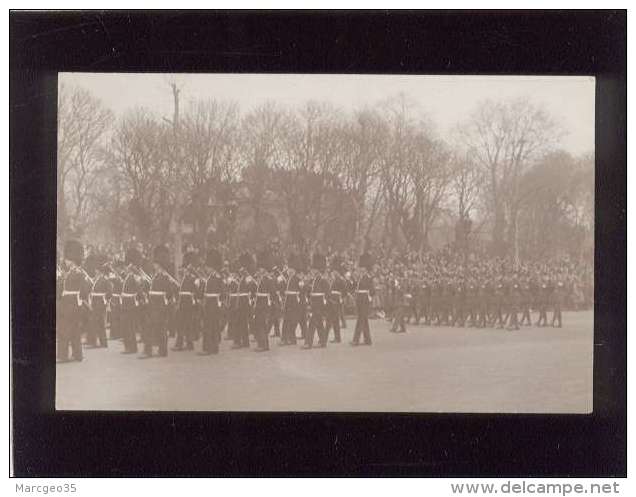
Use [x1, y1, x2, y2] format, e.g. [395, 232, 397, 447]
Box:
[201, 247, 225, 355]
[57, 239, 92, 362]
[120, 246, 145, 354]
[304, 252, 330, 348]
[252, 249, 275, 352]
[280, 252, 303, 346]
[107, 260, 125, 341]
[173, 250, 201, 351]
[85, 253, 113, 349]
[325, 255, 347, 343]
[142, 245, 179, 358]
[351, 251, 375, 346]
[231, 251, 256, 349]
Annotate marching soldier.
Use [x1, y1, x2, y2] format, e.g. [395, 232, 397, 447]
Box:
[492, 277, 507, 329]
[173, 251, 200, 352]
[351, 252, 375, 346]
[107, 262, 124, 341]
[389, 275, 408, 333]
[86, 254, 112, 348]
[519, 276, 533, 326]
[201, 248, 225, 355]
[507, 276, 521, 331]
[452, 277, 466, 327]
[253, 250, 275, 352]
[120, 247, 145, 354]
[304, 253, 330, 349]
[475, 278, 489, 328]
[142, 245, 179, 358]
[536, 275, 552, 327]
[326, 258, 346, 343]
[281, 253, 303, 346]
[465, 279, 478, 327]
[232, 252, 256, 349]
[57, 239, 92, 363]
[419, 277, 431, 326]
[552, 276, 566, 328]
[267, 267, 285, 338]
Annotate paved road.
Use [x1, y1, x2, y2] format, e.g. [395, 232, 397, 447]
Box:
[56, 311, 593, 413]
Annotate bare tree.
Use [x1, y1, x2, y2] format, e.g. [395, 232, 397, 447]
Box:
[105, 107, 168, 242]
[458, 98, 561, 260]
[57, 84, 113, 238]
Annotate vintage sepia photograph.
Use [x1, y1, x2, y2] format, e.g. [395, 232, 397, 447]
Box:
[55, 73, 595, 413]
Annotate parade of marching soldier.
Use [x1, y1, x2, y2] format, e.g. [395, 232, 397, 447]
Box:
[55, 74, 594, 412]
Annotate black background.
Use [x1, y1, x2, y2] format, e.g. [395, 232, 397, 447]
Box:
[10, 10, 626, 477]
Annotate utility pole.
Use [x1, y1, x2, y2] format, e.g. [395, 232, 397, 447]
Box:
[169, 82, 183, 276]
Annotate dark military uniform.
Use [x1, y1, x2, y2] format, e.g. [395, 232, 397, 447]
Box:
[352, 252, 375, 346]
[389, 277, 409, 333]
[143, 245, 178, 358]
[107, 267, 124, 341]
[305, 254, 330, 348]
[281, 255, 303, 345]
[552, 279, 566, 327]
[173, 253, 200, 351]
[536, 279, 553, 327]
[419, 279, 431, 325]
[87, 261, 112, 348]
[507, 279, 521, 331]
[253, 272, 274, 352]
[57, 240, 91, 362]
[201, 248, 225, 355]
[120, 250, 145, 354]
[326, 270, 346, 343]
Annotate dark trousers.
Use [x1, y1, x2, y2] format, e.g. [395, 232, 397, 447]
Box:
[493, 305, 506, 328]
[326, 305, 341, 342]
[299, 308, 308, 339]
[57, 302, 85, 361]
[420, 301, 430, 324]
[109, 302, 121, 339]
[146, 303, 169, 356]
[536, 305, 548, 326]
[306, 310, 327, 347]
[202, 301, 222, 354]
[282, 305, 300, 344]
[233, 306, 250, 347]
[390, 305, 407, 333]
[520, 306, 532, 325]
[507, 305, 519, 330]
[88, 305, 108, 347]
[552, 303, 562, 327]
[339, 302, 347, 328]
[453, 305, 465, 326]
[121, 301, 139, 353]
[353, 303, 372, 345]
[476, 305, 488, 328]
[253, 307, 270, 350]
[175, 300, 196, 350]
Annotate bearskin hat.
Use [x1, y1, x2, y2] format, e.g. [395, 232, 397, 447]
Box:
[182, 250, 199, 268]
[84, 252, 100, 276]
[206, 248, 223, 270]
[125, 247, 142, 267]
[311, 252, 327, 271]
[63, 239, 84, 266]
[287, 252, 302, 271]
[153, 245, 171, 270]
[359, 251, 374, 270]
[256, 249, 273, 271]
[330, 254, 344, 274]
[238, 251, 254, 273]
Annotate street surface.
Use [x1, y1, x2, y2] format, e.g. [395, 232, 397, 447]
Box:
[56, 311, 593, 413]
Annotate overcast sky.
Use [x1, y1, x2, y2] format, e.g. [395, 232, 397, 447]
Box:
[60, 73, 595, 156]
